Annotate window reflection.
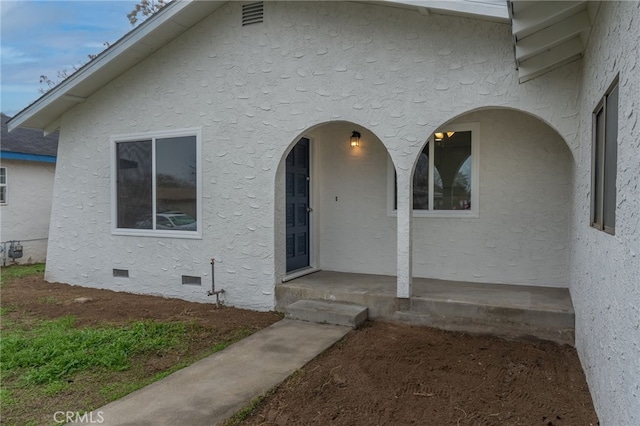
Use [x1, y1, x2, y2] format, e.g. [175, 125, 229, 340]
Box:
[394, 130, 473, 211]
[433, 132, 471, 210]
[156, 136, 197, 231]
[116, 135, 197, 232]
[116, 140, 152, 228]
[413, 151, 429, 209]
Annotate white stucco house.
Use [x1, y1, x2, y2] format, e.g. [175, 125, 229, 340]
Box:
[1, 113, 58, 264]
[7, 1, 639, 423]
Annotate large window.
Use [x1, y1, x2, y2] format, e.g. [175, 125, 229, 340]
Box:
[112, 130, 201, 237]
[390, 123, 479, 216]
[0, 167, 6, 204]
[591, 77, 618, 234]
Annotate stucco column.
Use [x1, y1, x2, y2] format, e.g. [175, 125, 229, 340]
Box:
[396, 168, 412, 299]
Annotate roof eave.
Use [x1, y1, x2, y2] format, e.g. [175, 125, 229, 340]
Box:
[379, 0, 509, 23]
[8, 0, 226, 133]
[8, 0, 508, 133]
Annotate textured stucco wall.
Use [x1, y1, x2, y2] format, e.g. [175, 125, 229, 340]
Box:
[311, 122, 397, 275]
[570, 2, 640, 424]
[306, 110, 572, 287]
[0, 160, 55, 264]
[412, 109, 572, 286]
[46, 1, 580, 311]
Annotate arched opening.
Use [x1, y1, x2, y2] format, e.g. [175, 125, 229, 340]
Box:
[409, 108, 574, 288]
[274, 121, 396, 283]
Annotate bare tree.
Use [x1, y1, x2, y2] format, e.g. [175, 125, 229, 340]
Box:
[39, 1, 170, 93]
[127, 0, 168, 25]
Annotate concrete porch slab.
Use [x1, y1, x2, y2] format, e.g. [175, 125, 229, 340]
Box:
[284, 299, 368, 328]
[277, 270, 575, 345]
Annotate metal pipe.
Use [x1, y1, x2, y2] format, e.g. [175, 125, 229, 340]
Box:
[0, 238, 48, 243]
[206, 257, 225, 306]
[210, 258, 215, 293]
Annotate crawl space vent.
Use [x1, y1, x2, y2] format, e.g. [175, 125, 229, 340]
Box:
[242, 2, 264, 26]
[182, 275, 202, 286]
[113, 269, 129, 278]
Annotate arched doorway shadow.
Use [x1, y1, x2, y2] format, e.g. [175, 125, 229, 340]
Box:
[407, 107, 575, 288]
[274, 121, 397, 283]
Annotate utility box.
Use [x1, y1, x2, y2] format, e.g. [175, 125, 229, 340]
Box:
[8, 241, 23, 259]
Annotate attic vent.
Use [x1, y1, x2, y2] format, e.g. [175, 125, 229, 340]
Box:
[242, 2, 264, 26]
[113, 269, 129, 278]
[182, 275, 202, 286]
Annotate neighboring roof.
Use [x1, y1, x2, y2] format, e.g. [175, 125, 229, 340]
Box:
[8, 0, 509, 134]
[1, 114, 58, 162]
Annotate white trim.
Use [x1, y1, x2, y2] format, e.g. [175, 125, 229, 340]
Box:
[282, 267, 321, 283]
[110, 128, 203, 239]
[308, 137, 319, 271]
[387, 122, 480, 218]
[382, 0, 509, 22]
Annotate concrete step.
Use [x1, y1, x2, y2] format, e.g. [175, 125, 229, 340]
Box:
[409, 296, 575, 329]
[394, 297, 575, 345]
[284, 300, 368, 329]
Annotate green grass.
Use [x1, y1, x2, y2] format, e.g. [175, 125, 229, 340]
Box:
[0, 316, 200, 425]
[1, 316, 186, 387]
[0, 263, 45, 284]
[0, 265, 271, 425]
[95, 327, 254, 402]
[0, 313, 258, 424]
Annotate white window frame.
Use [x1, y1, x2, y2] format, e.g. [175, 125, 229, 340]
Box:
[591, 76, 618, 235]
[111, 128, 203, 239]
[388, 122, 479, 218]
[0, 167, 7, 205]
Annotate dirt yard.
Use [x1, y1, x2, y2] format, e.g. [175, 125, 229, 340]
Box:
[2, 273, 598, 425]
[240, 322, 599, 426]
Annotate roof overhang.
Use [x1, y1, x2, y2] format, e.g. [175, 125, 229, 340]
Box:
[376, 0, 509, 22]
[8, 0, 226, 133]
[509, 1, 599, 83]
[8, 0, 509, 134]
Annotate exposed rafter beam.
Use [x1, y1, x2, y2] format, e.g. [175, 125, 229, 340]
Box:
[44, 119, 61, 137]
[518, 37, 584, 83]
[63, 94, 87, 103]
[516, 10, 591, 61]
[512, 1, 587, 40]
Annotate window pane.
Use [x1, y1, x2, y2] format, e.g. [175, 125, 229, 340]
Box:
[0, 187, 5, 204]
[413, 148, 429, 210]
[603, 83, 618, 231]
[0, 168, 6, 184]
[156, 136, 197, 232]
[593, 107, 605, 227]
[434, 131, 471, 210]
[117, 140, 152, 229]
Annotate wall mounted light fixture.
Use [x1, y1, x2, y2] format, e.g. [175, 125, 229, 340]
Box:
[434, 131, 455, 141]
[350, 131, 361, 147]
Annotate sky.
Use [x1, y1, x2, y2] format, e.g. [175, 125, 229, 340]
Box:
[1, 0, 140, 117]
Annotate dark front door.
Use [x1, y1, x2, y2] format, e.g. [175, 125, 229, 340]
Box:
[286, 138, 310, 273]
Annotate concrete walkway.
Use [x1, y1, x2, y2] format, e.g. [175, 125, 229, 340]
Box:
[77, 319, 350, 426]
